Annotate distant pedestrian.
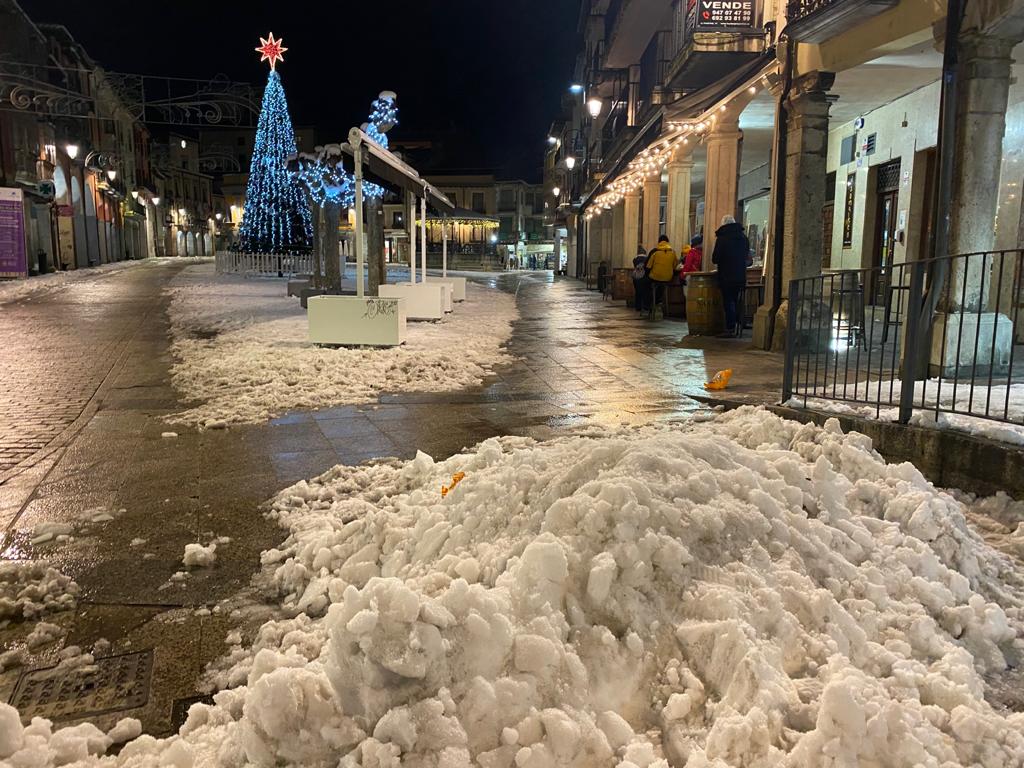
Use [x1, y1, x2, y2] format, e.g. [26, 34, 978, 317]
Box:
[645, 235, 678, 318]
[684, 235, 703, 275]
[631, 245, 649, 313]
[711, 216, 750, 337]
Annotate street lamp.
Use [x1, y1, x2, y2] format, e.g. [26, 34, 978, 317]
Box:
[65, 143, 79, 160]
[547, 135, 559, 146]
[564, 156, 576, 170]
[215, 212, 223, 220]
[106, 169, 117, 181]
[552, 186, 561, 197]
[569, 83, 584, 94]
[587, 98, 603, 119]
[152, 196, 161, 206]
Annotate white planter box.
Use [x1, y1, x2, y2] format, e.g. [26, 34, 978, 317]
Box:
[308, 295, 406, 346]
[426, 276, 467, 302]
[379, 282, 450, 320]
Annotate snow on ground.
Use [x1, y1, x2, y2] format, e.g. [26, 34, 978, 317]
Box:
[0, 258, 192, 306]
[0, 561, 78, 622]
[164, 264, 518, 429]
[788, 377, 1024, 446]
[5, 407, 1024, 767]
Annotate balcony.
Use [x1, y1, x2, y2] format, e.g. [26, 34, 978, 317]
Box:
[784, 0, 899, 43]
[663, 0, 768, 91]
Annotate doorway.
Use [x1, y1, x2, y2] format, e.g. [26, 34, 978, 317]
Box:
[870, 159, 901, 304]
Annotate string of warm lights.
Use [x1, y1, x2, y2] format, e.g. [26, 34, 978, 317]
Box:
[583, 79, 763, 222]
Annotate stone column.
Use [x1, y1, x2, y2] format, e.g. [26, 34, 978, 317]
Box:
[666, 150, 693, 254]
[610, 200, 626, 267]
[623, 191, 641, 266]
[702, 118, 743, 267]
[948, 32, 1017, 309]
[642, 176, 662, 251]
[929, 29, 1022, 376]
[768, 71, 835, 352]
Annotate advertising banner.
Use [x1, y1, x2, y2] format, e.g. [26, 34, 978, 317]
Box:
[0, 187, 28, 279]
[695, 0, 756, 29]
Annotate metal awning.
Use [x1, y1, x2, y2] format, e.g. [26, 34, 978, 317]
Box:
[663, 53, 775, 122]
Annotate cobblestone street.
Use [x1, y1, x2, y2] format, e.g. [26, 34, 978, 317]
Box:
[0, 261, 783, 734]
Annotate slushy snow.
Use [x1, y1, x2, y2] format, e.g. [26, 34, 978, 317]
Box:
[3, 408, 1024, 766]
[183, 541, 218, 568]
[164, 264, 517, 428]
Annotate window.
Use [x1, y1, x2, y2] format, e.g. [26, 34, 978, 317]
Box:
[499, 189, 515, 209]
[840, 135, 857, 166]
[393, 211, 404, 228]
[472, 192, 485, 212]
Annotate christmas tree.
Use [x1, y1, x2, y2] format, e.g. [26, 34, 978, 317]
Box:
[238, 34, 312, 254]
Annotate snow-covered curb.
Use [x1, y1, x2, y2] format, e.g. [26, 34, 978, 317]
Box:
[163, 264, 518, 428]
[786, 377, 1024, 447]
[6, 407, 1023, 766]
[0, 258, 192, 306]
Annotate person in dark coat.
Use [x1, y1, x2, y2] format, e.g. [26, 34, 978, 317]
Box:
[631, 245, 649, 312]
[711, 215, 751, 337]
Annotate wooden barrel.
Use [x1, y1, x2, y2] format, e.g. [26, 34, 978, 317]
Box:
[685, 272, 725, 335]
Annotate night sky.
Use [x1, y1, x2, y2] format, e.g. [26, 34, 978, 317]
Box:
[17, 0, 581, 181]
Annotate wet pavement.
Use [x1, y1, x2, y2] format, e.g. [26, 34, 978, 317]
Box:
[0, 261, 783, 733]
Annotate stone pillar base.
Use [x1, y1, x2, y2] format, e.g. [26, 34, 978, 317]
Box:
[771, 298, 832, 354]
[929, 311, 1013, 378]
[752, 305, 775, 350]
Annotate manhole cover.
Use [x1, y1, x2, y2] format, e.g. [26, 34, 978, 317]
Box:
[9, 650, 153, 723]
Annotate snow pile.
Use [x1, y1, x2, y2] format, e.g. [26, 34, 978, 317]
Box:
[0, 561, 79, 621]
[183, 541, 218, 568]
[5, 407, 1024, 766]
[164, 264, 517, 428]
[0, 704, 141, 764]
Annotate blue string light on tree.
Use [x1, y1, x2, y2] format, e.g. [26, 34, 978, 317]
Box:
[238, 33, 313, 254]
[290, 91, 397, 207]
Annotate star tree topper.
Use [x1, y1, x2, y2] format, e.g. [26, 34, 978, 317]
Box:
[255, 33, 288, 71]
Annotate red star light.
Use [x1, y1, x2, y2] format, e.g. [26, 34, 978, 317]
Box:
[255, 33, 288, 71]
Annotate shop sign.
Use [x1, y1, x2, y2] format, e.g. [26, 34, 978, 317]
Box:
[842, 173, 856, 248]
[695, 0, 756, 29]
[0, 187, 28, 278]
[57, 204, 74, 217]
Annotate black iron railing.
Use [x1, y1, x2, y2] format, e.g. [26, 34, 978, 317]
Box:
[782, 250, 1024, 431]
[786, 0, 837, 22]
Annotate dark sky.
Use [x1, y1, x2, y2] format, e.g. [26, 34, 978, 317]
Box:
[17, 0, 581, 181]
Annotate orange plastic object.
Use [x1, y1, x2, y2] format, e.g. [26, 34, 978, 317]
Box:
[703, 369, 733, 391]
[441, 471, 466, 498]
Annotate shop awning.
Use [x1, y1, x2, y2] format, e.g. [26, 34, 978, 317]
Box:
[663, 52, 776, 122]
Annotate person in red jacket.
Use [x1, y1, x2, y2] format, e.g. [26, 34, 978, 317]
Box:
[683, 235, 703, 275]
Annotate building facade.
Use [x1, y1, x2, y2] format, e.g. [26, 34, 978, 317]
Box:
[552, 0, 1024, 352]
[0, 2, 158, 276]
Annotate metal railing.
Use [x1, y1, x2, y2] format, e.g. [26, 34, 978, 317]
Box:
[782, 249, 1024, 431]
[786, 0, 836, 22]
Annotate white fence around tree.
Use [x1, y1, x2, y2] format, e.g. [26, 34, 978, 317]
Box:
[216, 237, 354, 277]
[215, 251, 316, 276]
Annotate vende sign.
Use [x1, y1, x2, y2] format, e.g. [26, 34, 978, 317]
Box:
[697, 0, 756, 28]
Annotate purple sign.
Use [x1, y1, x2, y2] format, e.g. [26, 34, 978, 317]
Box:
[0, 187, 27, 278]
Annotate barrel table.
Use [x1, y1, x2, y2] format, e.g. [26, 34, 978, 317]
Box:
[685, 271, 725, 335]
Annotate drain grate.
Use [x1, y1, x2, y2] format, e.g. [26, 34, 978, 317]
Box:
[9, 650, 153, 723]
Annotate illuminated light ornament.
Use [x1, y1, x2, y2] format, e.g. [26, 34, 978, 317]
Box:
[239, 34, 313, 254]
[255, 33, 288, 71]
[291, 92, 396, 206]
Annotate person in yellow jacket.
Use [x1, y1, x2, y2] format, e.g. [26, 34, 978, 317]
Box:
[644, 235, 678, 317]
